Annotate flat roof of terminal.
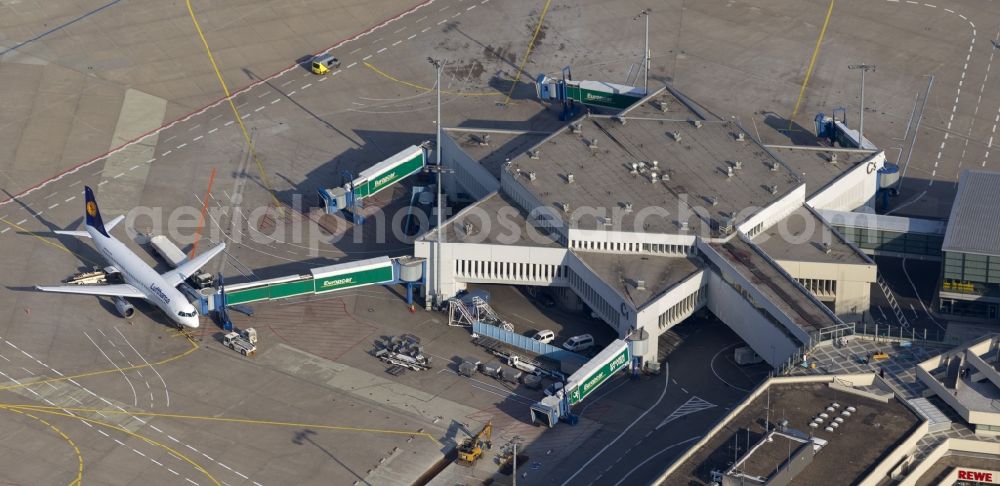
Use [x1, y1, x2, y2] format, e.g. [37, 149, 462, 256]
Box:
[665, 383, 920, 486]
[573, 251, 702, 309]
[755, 206, 871, 265]
[712, 239, 840, 334]
[424, 191, 562, 248]
[943, 170, 1000, 256]
[504, 116, 803, 237]
[444, 129, 550, 179]
[767, 147, 874, 198]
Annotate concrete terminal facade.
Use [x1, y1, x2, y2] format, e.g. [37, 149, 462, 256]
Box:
[415, 87, 884, 367]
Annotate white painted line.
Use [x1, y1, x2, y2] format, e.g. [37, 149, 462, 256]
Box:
[241, 113, 250, 119]
[220, 463, 233, 471]
[150, 425, 163, 433]
[0, 228, 7, 234]
[209, 128, 219, 133]
[98, 429, 109, 437]
[349, 47, 361, 54]
[146, 158, 156, 163]
[163, 135, 176, 143]
[254, 106, 265, 112]
[47, 203, 58, 210]
[257, 91, 271, 98]
[408, 34, 416, 40]
[376, 47, 387, 54]
[65, 196, 76, 202]
[129, 165, 140, 171]
[235, 471, 249, 480]
[113, 173, 124, 179]
[440, 5, 450, 11]
[437, 19, 447, 25]
[224, 121, 234, 126]
[392, 40, 401, 46]
[114, 439, 125, 446]
[44, 192, 57, 199]
[452, 12, 461, 18]
[176, 143, 187, 149]
[151, 459, 163, 467]
[288, 91, 297, 96]
[168, 469, 179, 476]
[362, 55, 373, 60]
[185, 478, 198, 486]
[167, 435, 180, 443]
[280, 80, 293, 87]
[193, 135, 203, 141]
[69, 180, 81, 187]
[346, 62, 357, 69]
[187, 124, 201, 131]
[318, 76, 328, 82]
[394, 26, 406, 33]
[202, 453, 213, 461]
[133, 448, 146, 457]
[301, 83, 312, 89]
[945, 7, 954, 12]
[20, 367, 33, 375]
[185, 444, 199, 452]
[467, 5, 476, 10]
[162, 150, 173, 156]
[924, 3, 936, 8]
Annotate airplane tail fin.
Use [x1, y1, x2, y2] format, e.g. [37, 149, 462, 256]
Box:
[83, 186, 109, 238]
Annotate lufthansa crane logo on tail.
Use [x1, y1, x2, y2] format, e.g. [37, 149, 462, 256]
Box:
[86, 201, 98, 217]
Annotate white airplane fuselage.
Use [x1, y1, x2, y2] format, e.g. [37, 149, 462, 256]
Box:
[88, 226, 200, 329]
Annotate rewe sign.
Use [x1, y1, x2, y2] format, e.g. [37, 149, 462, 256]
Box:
[956, 468, 999, 484]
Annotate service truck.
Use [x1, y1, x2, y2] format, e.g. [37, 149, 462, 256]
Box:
[223, 327, 257, 356]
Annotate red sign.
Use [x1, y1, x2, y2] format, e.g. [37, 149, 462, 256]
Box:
[958, 469, 997, 483]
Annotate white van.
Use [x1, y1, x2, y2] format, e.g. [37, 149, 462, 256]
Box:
[531, 330, 555, 344]
[562, 334, 595, 352]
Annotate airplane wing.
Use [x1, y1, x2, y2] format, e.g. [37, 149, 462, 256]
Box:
[161, 242, 226, 287]
[35, 283, 145, 299]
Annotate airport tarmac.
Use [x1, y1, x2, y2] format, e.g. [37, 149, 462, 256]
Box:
[1, 0, 996, 484]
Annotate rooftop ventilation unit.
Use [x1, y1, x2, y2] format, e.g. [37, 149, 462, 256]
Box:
[692, 120, 703, 129]
[588, 138, 599, 149]
[473, 134, 491, 146]
[659, 100, 669, 112]
[707, 196, 718, 206]
[527, 171, 537, 181]
[603, 216, 613, 227]
[662, 172, 670, 181]
[822, 242, 832, 254]
[669, 131, 682, 142]
[630, 162, 640, 175]
[614, 115, 627, 125]
[735, 132, 746, 142]
[770, 161, 780, 172]
[679, 221, 690, 231]
[566, 173, 575, 184]
[651, 160, 659, 169]
[461, 222, 477, 238]
[635, 280, 646, 291]
[650, 171, 659, 183]
[559, 202, 570, 212]
[829, 153, 839, 164]
[623, 201, 633, 213]
[719, 217, 734, 234]
[768, 184, 778, 195]
[733, 160, 743, 170]
[726, 166, 734, 178]
[571, 123, 582, 134]
[529, 149, 540, 160]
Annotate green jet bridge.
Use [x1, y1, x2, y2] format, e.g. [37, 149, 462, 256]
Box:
[530, 339, 632, 427]
[213, 256, 425, 313]
[536, 72, 646, 118]
[318, 143, 429, 224]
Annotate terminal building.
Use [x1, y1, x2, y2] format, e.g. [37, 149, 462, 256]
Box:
[415, 86, 887, 368]
[939, 170, 1000, 320]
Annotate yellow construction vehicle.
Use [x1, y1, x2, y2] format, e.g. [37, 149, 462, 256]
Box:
[457, 421, 492, 464]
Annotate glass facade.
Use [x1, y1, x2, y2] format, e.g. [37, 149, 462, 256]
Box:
[833, 225, 943, 257]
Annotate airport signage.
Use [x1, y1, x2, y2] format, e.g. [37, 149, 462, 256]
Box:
[314, 264, 393, 293]
[354, 148, 425, 199]
[956, 468, 999, 484]
[567, 345, 630, 405]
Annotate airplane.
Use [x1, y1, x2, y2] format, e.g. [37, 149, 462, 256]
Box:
[35, 186, 225, 329]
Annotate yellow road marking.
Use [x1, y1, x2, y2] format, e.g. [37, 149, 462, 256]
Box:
[0, 335, 197, 392]
[501, 0, 553, 106]
[4, 403, 440, 445]
[0, 216, 94, 265]
[3, 407, 83, 486]
[363, 62, 500, 96]
[3, 404, 220, 486]
[185, 0, 282, 213]
[788, 0, 837, 129]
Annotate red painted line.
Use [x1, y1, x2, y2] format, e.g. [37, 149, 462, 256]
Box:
[190, 167, 216, 258]
[0, 0, 435, 207]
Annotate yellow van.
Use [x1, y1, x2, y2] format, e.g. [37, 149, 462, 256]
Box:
[310, 54, 341, 75]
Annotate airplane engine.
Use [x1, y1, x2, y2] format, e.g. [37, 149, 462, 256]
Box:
[113, 296, 135, 319]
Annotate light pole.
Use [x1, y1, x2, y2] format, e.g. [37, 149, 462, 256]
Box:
[848, 63, 876, 148]
[427, 57, 448, 308]
[634, 9, 651, 93]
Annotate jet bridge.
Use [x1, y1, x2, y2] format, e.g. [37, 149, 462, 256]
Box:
[318, 144, 429, 224]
